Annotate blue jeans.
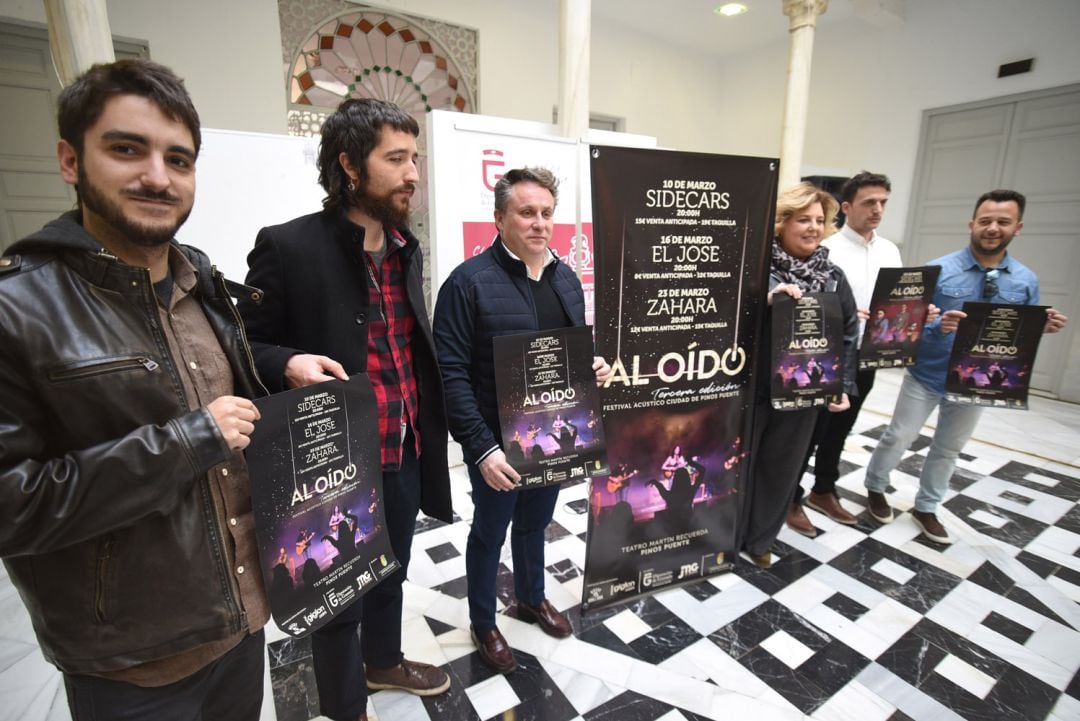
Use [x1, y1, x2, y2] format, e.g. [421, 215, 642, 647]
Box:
[864, 373, 983, 513]
[311, 426, 423, 721]
[466, 464, 560, 632]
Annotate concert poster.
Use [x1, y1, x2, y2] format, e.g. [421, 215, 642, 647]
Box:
[945, 302, 1048, 409]
[582, 145, 777, 610]
[492, 325, 609, 488]
[247, 375, 398, 638]
[770, 293, 844, 410]
[859, 266, 941, 369]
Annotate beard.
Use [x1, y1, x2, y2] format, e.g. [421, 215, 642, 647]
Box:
[354, 179, 413, 229]
[77, 164, 191, 248]
[969, 231, 1013, 257]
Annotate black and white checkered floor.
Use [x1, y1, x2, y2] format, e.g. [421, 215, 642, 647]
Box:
[265, 374, 1080, 721]
[2, 370, 1078, 721]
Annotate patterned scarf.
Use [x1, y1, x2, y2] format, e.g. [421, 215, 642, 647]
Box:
[770, 238, 832, 293]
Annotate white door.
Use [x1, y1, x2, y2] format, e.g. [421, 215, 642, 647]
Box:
[905, 85, 1080, 401]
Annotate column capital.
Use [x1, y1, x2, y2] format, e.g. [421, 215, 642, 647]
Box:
[782, 0, 829, 31]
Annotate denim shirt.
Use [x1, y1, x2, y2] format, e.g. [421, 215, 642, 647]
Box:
[910, 246, 1040, 395]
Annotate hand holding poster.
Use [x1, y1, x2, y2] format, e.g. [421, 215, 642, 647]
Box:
[492, 325, 608, 488]
[945, 302, 1048, 408]
[859, 266, 941, 369]
[771, 293, 844, 409]
[247, 375, 398, 638]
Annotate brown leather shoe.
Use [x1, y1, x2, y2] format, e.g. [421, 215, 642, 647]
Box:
[471, 625, 517, 673]
[785, 503, 817, 537]
[912, 510, 952, 545]
[516, 599, 573, 638]
[366, 658, 450, 695]
[866, 491, 894, 524]
[805, 492, 858, 525]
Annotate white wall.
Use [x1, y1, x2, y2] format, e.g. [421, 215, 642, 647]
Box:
[4, 0, 1079, 242]
[0, 0, 285, 134]
[709, 0, 1080, 246]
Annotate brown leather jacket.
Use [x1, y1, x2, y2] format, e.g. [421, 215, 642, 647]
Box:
[0, 212, 266, 674]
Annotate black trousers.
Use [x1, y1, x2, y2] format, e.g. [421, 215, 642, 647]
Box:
[63, 629, 265, 721]
[794, 368, 877, 503]
[741, 396, 818, 556]
[311, 426, 423, 721]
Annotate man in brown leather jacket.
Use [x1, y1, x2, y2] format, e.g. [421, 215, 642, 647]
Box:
[0, 59, 267, 720]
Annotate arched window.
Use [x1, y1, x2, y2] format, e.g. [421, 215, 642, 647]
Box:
[284, 6, 476, 137]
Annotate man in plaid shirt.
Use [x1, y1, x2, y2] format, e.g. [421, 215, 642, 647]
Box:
[240, 98, 452, 721]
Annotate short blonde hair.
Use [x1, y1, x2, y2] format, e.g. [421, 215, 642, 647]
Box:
[774, 182, 839, 238]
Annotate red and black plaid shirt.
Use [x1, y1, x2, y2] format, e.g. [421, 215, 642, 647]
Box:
[365, 229, 420, 470]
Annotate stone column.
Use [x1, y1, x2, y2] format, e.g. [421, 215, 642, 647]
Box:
[558, 0, 591, 140]
[559, 0, 590, 278]
[779, 0, 828, 191]
[44, 0, 114, 87]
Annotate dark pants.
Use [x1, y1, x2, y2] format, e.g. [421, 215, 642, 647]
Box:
[311, 427, 423, 721]
[63, 629, 265, 721]
[741, 397, 818, 556]
[466, 464, 560, 632]
[794, 368, 877, 503]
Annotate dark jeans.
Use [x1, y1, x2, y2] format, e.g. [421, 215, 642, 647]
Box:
[311, 426, 423, 721]
[466, 463, 560, 632]
[794, 368, 877, 503]
[63, 629, 265, 721]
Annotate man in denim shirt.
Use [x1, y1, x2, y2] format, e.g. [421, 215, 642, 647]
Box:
[863, 189, 1068, 543]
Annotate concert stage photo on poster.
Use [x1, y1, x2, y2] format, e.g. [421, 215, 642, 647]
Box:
[248, 375, 398, 638]
[945, 302, 1049, 409]
[582, 144, 777, 610]
[771, 293, 843, 410]
[493, 325, 609, 488]
[859, 266, 941, 369]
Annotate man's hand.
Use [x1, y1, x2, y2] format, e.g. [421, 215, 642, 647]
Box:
[925, 303, 941, 325]
[857, 308, 870, 321]
[938, 309, 966, 334]
[768, 283, 802, 305]
[284, 354, 348, 388]
[207, 396, 261, 451]
[593, 356, 612, 386]
[478, 449, 520, 492]
[1045, 308, 1068, 334]
[827, 393, 851, 413]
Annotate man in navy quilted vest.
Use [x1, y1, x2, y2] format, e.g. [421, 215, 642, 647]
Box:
[433, 167, 611, 673]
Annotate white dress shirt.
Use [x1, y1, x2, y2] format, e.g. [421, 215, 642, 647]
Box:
[822, 224, 902, 343]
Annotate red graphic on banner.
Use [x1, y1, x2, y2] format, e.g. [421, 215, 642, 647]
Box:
[481, 149, 505, 192]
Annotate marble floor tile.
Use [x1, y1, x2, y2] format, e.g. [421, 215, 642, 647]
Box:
[3, 371, 1079, 721]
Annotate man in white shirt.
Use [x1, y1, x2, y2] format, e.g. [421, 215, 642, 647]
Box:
[787, 172, 902, 535]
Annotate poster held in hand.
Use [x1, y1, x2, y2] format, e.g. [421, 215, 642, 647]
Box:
[944, 302, 1048, 409]
[248, 375, 397, 638]
[770, 293, 843, 410]
[492, 325, 609, 489]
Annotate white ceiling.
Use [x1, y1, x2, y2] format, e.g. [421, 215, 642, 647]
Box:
[591, 0, 865, 59]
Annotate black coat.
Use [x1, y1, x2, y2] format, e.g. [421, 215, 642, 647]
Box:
[238, 208, 452, 523]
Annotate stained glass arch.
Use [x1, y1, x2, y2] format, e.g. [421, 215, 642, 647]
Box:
[288, 9, 475, 122]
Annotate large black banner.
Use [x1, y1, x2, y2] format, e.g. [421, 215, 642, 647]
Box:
[583, 145, 777, 609]
[248, 375, 397, 637]
[945, 302, 1048, 409]
[492, 326, 609, 488]
[859, 266, 941, 369]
